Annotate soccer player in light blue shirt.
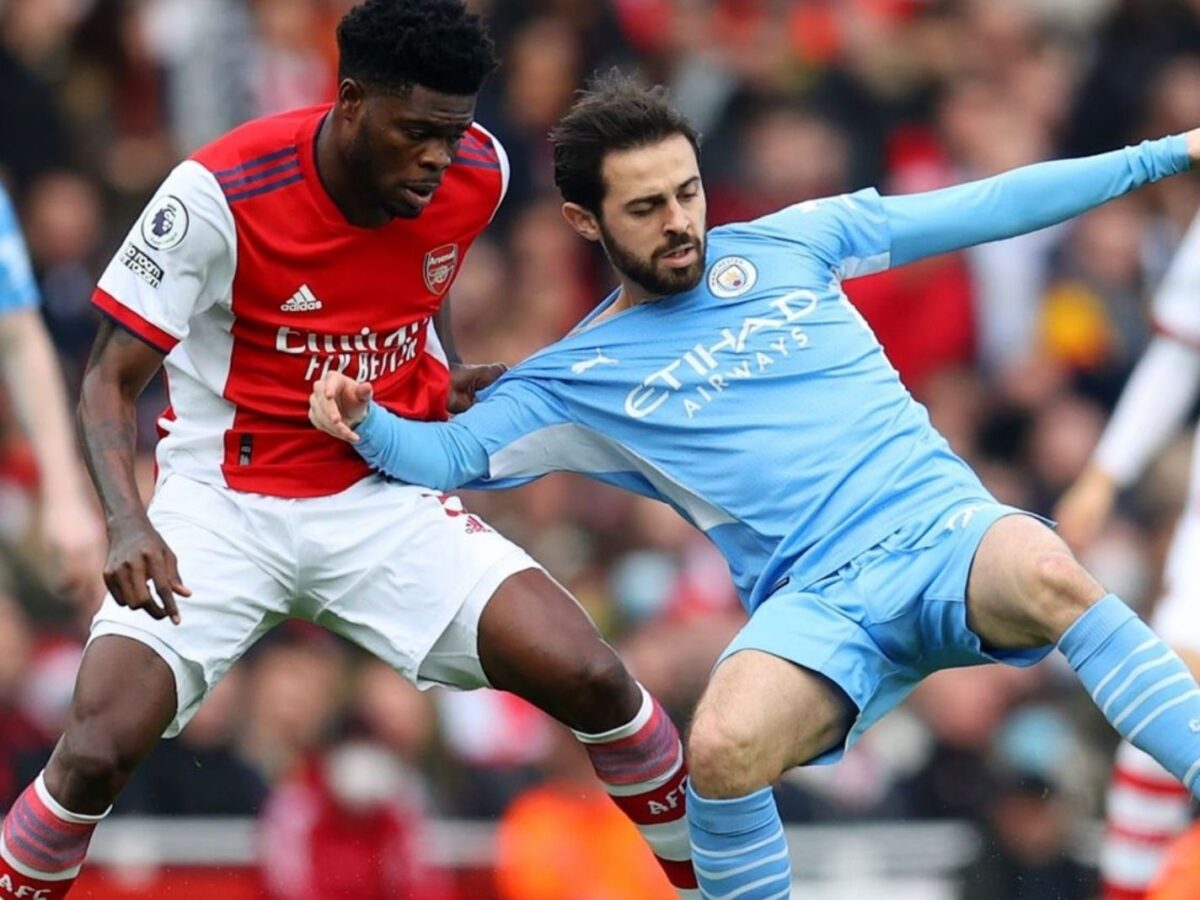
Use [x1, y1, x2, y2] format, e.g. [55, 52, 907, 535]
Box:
[311, 75, 1200, 899]
[0, 182, 105, 603]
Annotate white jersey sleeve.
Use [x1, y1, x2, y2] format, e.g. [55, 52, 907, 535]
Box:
[1152, 209, 1200, 346]
[93, 160, 236, 353]
[1094, 335, 1200, 486]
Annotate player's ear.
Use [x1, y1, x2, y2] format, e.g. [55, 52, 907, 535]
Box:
[337, 78, 367, 117]
[562, 203, 601, 243]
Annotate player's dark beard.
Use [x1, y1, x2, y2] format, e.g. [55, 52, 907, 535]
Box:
[600, 224, 706, 297]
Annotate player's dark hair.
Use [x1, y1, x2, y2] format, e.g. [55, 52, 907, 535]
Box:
[550, 71, 701, 215]
[337, 0, 497, 96]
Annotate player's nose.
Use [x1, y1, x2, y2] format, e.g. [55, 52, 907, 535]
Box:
[418, 138, 454, 172]
[663, 198, 689, 234]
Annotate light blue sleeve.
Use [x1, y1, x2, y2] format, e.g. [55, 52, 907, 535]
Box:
[882, 135, 1189, 267]
[750, 135, 1189, 276]
[352, 372, 573, 491]
[353, 402, 489, 491]
[0, 186, 39, 314]
[748, 189, 892, 279]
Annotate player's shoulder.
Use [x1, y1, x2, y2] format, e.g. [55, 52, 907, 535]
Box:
[440, 122, 509, 211]
[190, 106, 323, 192]
[710, 189, 884, 260]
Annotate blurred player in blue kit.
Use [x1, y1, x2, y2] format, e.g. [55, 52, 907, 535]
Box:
[311, 73, 1200, 900]
[0, 183, 104, 605]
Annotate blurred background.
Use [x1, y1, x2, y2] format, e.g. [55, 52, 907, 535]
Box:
[2, 0, 1200, 897]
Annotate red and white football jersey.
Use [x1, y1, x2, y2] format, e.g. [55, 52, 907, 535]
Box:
[93, 105, 508, 498]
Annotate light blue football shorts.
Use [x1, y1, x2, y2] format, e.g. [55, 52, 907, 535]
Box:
[721, 499, 1053, 765]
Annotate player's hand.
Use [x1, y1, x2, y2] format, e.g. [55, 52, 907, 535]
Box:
[39, 490, 106, 609]
[1054, 465, 1118, 553]
[104, 515, 190, 625]
[448, 361, 507, 413]
[310, 371, 372, 443]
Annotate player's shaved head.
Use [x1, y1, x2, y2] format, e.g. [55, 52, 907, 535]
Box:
[551, 71, 701, 215]
[337, 0, 497, 97]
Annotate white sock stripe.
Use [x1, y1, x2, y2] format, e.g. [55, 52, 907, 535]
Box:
[1101, 652, 1178, 716]
[33, 774, 109, 825]
[706, 871, 792, 900]
[694, 847, 790, 881]
[574, 684, 654, 744]
[1126, 689, 1200, 743]
[1116, 740, 1176, 777]
[692, 828, 785, 861]
[1101, 838, 1174, 889]
[0, 834, 81, 881]
[639, 817, 693, 860]
[1183, 757, 1200, 792]
[1112, 673, 1194, 729]
[602, 746, 684, 797]
[1091, 638, 1162, 702]
[1108, 786, 1193, 831]
[760, 890, 792, 900]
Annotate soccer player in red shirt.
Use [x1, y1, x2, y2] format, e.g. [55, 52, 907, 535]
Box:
[0, 3, 696, 897]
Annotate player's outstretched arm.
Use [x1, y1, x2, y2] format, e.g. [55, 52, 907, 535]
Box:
[309, 371, 489, 491]
[1057, 204, 1200, 550]
[882, 130, 1200, 268]
[1056, 335, 1200, 549]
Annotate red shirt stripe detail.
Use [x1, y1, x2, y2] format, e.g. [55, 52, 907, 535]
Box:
[91, 288, 179, 353]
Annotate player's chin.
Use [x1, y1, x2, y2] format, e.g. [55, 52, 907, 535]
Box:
[658, 262, 705, 293]
[383, 198, 423, 220]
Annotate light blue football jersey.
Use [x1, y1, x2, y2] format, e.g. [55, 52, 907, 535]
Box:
[354, 136, 1189, 612]
[0, 184, 39, 314]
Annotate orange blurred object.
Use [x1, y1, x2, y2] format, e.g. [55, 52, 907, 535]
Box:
[495, 781, 678, 900]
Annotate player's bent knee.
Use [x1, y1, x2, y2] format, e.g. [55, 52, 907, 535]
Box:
[1025, 550, 1105, 641]
[687, 713, 778, 799]
[561, 648, 638, 729]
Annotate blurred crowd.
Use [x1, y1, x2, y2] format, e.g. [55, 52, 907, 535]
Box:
[3, 0, 1200, 896]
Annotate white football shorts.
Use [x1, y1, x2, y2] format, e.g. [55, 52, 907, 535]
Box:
[90, 472, 539, 736]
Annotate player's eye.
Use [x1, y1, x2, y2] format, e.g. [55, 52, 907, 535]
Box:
[403, 128, 433, 142]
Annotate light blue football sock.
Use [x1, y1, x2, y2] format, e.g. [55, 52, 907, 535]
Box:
[1059, 593, 1200, 795]
[686, 783, 791, 900]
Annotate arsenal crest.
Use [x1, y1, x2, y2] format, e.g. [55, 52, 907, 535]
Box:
[423, 243, 460, 295]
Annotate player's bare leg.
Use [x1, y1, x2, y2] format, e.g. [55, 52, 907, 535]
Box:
[0, 637, 176, 898]
[682, 650, 852, 899]
[967, 515, 1200, 807]
[477, 569, 697, 896]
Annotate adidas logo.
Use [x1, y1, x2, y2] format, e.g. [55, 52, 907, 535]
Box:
[281, 284, 322, 312]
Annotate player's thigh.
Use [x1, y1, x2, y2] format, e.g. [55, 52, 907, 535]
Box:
[46, 635, 179, 811]
[689, 649, 852, 794]
[473, 568, 641, 732]
[966, 512, 1105, 649]
[89, 475, 292, 738]
[308, 483, 540, 686]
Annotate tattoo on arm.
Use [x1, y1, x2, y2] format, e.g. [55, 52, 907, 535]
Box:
[79, 321, 164, 525]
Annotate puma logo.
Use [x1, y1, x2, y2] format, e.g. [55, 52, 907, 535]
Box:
[571, 348, 620, 374]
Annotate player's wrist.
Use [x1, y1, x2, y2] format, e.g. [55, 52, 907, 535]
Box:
[350, 400, 378, 432]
